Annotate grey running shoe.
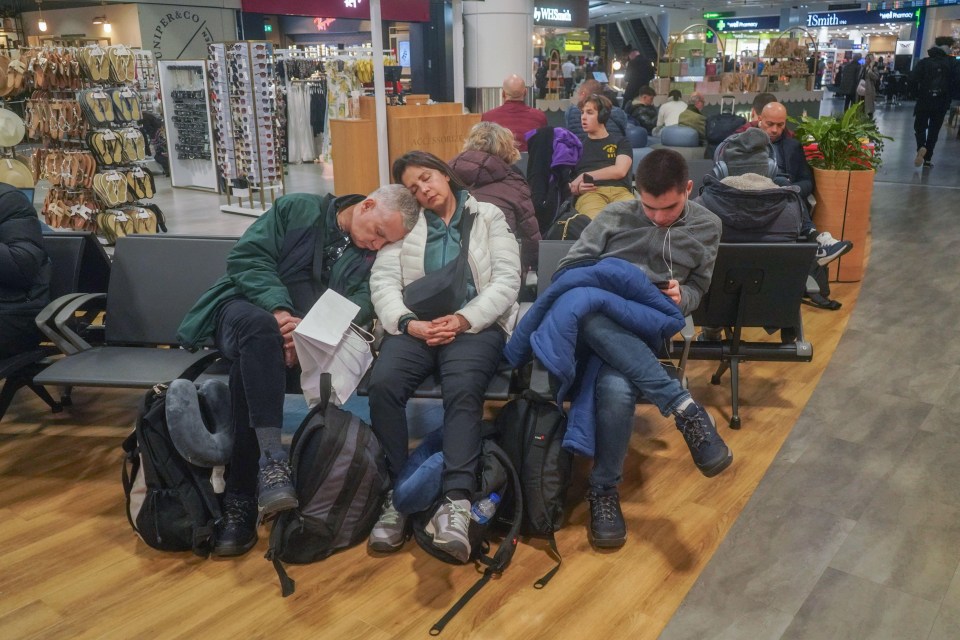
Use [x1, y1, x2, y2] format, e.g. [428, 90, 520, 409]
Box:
[368, 490, 407, 552]
[426, 498, 472, 563]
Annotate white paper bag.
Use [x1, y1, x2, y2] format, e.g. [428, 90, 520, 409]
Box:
[293, 289, 374, 406]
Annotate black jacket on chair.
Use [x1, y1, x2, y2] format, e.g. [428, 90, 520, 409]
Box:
[0, 183, 49, 320]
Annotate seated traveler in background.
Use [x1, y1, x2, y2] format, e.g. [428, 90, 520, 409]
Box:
[512, 150, 732, 549]
[625, 85, 659, 134]
[677, 92, 707, 144]
[177, 186, 419, 557]
[450, 121, 541, 272]
[569, 93, 633, 219]
[480, 74, 547, 152]
[566, 79, 629, 139]
[0, 184, 49, 359]
[733, 92, 778, 134]
[367, 151, 520, 562]
[752, 101, 851, 263]
[653, 89, 688, 135]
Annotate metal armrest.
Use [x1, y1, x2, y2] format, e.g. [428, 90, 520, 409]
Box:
[676, 315, 694, 383]
[53, 293, 107, 353]
[35, 293, 88, 355]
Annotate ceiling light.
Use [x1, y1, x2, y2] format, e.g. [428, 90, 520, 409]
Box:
[103, 20, 111, 33]
[92, 16, 105, 25]
[36, 0, 46, 32]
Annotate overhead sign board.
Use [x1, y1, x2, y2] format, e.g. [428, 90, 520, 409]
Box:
[805, 8, 920, 28]
[534, 1, 589, 28]
[707, 16, 780, 32]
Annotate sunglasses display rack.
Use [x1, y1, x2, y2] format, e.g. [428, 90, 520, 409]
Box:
[133, 49, 161, 116]
[27, 43, 164, 243]
[158, 60, 218, 192]
[208, 41, 284, 217]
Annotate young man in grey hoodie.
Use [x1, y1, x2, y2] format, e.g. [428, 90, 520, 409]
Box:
[559, 149, 732, 549]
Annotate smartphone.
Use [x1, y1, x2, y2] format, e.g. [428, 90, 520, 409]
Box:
[653, 281, 671, 289]
[582, 174, 595, 184]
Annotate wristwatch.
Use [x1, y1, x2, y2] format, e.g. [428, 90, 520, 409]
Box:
[398, 315, 415, 334]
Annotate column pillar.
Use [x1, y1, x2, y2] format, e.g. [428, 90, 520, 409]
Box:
[462, 0, 535, 113]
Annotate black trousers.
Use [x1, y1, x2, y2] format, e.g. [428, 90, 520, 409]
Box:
[214, 298, 287, 496]
[914, 108, 948, 162]
[0, 314, 42, 360]
[368, 327, 504, 496]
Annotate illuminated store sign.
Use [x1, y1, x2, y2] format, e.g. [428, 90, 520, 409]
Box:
[707, 16, 780, 32]
[534, 1, 588, 28]
[535, 7, 572, 22]
[806, 8, 920, 28]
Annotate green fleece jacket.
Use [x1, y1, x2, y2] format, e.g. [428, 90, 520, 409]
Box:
[560, 198, 721, 316]
[177, 192, 373, 350]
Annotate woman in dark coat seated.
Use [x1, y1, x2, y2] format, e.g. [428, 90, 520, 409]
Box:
[449, 121, 540, 272]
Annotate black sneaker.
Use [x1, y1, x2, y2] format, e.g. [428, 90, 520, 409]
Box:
[213, 495, 258, 557]
[257, 454, 298, 517]
[586, 489, 626, 548]
[674, 403, 733, 477]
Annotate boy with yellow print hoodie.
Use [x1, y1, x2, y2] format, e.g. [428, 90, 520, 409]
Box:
[569, 94, 634, 219]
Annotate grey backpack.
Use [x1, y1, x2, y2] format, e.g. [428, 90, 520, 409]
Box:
[267, 374, 389, 596]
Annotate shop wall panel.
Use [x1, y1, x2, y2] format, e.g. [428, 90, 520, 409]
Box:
[138, 5, 237, 61]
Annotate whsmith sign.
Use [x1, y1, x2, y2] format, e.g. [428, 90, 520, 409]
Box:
[806, 9, 920, 28]
[534, 1, 589, 28]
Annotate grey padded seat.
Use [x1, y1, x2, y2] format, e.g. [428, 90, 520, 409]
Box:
[34, 235, 237, 389]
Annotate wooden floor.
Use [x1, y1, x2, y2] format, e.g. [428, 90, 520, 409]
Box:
[0, 281, 861, 639]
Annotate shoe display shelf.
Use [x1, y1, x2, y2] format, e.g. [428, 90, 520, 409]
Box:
[158, 61, 218, 193]
[27, 43, 163, 244]
[207, 41, 285, 217]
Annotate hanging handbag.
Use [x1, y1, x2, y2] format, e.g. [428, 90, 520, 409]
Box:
[856, 78, 867, 97]
[401, 211, 476, 320]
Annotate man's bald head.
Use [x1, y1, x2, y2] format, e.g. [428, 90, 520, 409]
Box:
[758, 102, 788, 141]
[502, 74, 527, 101]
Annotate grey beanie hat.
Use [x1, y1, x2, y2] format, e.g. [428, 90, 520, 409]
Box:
[719, 128, 775, 178]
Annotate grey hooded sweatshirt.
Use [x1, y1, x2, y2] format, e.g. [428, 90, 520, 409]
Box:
[560, 198, 721, 315]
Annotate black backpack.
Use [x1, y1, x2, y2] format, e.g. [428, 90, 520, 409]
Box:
[545, 200, 590, 241]
[495, 391, 572, 587]
[919, 57, 953, 98]
[410, 439, 523, 635]
[121, 380, 232, 557]
[267, 374, 389, 597]
[705, 95, 747, 158]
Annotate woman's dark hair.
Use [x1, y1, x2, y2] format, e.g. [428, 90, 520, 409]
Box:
[635, 149, 689, 196]
[668, 89, 682, 101]
[391, 150, 468, 192]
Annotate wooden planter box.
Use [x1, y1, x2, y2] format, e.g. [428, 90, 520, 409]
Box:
[811, 167, 874, 282]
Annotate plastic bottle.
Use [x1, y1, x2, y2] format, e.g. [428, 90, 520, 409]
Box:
[469, 492, 501, 524]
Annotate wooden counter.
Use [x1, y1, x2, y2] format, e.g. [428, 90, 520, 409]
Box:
[331, 97, 479, 193]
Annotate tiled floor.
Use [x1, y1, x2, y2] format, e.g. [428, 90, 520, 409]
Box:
[661, 102, 960, 639]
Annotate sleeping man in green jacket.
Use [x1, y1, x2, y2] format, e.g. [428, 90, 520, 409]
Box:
[177, 185, 419, 557]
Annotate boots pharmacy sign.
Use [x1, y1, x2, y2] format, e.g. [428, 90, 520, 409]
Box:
[534, 1, 589, 28]
[805, 8, 920, 28]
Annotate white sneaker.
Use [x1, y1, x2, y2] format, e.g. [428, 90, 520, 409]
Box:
[815, 232, 853, 266]
[425, 498, 472, 563]
[368, 490, 407, 552]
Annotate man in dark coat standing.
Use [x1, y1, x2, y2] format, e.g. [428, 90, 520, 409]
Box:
[911, 36, 960, 168]
[839, 54, 863, 111]
[621, 46, 654, 106]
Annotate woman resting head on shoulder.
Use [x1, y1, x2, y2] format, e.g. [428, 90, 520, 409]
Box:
[365, 150, 521, 563]
[449, 121, 540, 272]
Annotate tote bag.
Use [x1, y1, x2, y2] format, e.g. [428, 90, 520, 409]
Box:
[293, 289, 374, 406]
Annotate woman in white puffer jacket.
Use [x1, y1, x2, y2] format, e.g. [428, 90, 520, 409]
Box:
[366, 151, 520, 563]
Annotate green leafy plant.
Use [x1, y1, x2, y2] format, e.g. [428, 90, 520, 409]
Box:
[792, 102, 892, 171]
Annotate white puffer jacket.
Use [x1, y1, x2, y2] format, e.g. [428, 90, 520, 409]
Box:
[371, 194, 521, 336]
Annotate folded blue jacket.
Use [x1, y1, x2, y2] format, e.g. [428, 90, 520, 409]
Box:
[504, 258, 685, 456]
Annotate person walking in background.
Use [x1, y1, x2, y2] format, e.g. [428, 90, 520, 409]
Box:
[862, 54, 879, 120]
[911, 36, 960, 168]
[562, 56, 576, 99]
[621, 45, 654, 105]
[839, 54, 863, 111]
[481, 74, 547, 152]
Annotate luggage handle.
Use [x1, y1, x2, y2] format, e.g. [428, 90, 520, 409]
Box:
[720, 94, 737, 114]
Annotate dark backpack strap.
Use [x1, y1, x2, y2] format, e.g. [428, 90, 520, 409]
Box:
[429, 572, 494, 636]
[267, 514, 297, 597]
[534, 533, 563, 589]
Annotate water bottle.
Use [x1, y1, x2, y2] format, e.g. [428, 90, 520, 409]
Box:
[470, 492, 501, 524]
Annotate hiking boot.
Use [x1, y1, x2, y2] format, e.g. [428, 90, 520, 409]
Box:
[586, 489, 626, 549]
[257, 454, 298, 517]
[915, 147, 927, 167]
[368, 490, 407, 553]
[426, 498, 472, 563]
[815, 232, 853, 266]
[674, 402, 733, 478]
[213, 495, 258, 557]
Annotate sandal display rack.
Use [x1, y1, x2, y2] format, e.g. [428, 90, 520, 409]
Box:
[134, 49, 160, 116]
[207, 40, 285, 217]
[158, 60, 218, 192]
[27, 43, 164, 244]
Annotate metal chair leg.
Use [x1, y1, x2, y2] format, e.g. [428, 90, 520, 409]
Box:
[729, 358, 741, 429]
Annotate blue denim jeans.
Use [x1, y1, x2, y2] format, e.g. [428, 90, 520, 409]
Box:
[392, 428, 444, 515]
[581, 313, 690, 490]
